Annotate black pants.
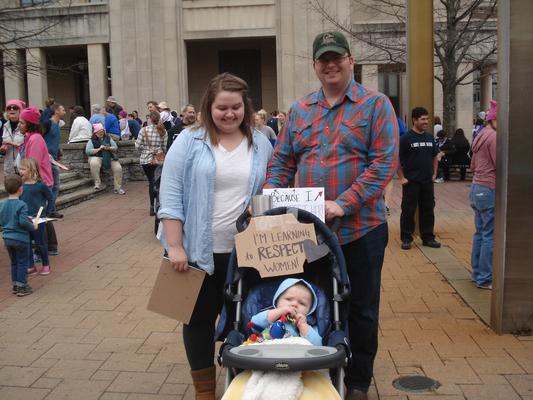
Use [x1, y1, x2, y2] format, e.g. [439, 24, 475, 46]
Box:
[342, 223, 388, 392]
[46, 221, 58, 252]
[182, 253, 230, 371]
[142, 164, 158, 208]
[400, 181, 436, 243]
[438, 159, 450, 180]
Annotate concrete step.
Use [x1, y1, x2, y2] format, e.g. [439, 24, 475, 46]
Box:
[58, 171, 81, 184]
[56, 185, 108, 210]
[58, 177, 94, 195]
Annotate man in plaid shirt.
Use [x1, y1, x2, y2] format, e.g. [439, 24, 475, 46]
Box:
[264, 31, 398, 400]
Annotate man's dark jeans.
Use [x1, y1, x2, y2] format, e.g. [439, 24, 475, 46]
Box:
[400, 181, 436, 243]
[342, 222, 388, 392]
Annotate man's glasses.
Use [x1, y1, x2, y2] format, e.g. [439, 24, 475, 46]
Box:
[6, 106, 19, 111]
[315, 55, 349, 66]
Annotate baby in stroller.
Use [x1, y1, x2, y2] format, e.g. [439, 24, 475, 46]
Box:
[218, 207, 351, 400]
[248, 278, 322, 346]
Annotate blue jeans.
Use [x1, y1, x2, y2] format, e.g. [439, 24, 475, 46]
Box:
[28, 224, 49, 267]
[5, 238, 29, 286]
[470, 184, 495, 286]
[342, 223, 388, 392]
[51, 164, 60, 212]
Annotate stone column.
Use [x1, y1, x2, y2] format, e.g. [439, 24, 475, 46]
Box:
[26, 48, 48, 107]
[361, 64, 379, 91]
[480, 68, 494, 112]
[407, 0, 433, 127]
[492, 0, 533, 334]
[3, 49, 26, 101]
[87, 44, 109, 108]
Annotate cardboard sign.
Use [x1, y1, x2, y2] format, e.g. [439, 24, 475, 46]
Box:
[263, 187, 325, 222]
[235, 214, 317, 278]
[147, 258, 205, 324]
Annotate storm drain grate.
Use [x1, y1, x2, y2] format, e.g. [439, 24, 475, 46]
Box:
[392, 375, 441, 393]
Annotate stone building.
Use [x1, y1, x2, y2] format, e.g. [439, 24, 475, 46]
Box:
[2, 0, 495, 137]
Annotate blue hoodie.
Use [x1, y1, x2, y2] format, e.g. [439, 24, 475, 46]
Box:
[250, 278, 322, 346]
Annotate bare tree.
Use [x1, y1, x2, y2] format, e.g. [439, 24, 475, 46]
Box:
[309, 0, 497, 134]
[0, 0, 74, 78]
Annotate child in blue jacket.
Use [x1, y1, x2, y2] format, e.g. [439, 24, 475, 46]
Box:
[0, 174, 36, 296]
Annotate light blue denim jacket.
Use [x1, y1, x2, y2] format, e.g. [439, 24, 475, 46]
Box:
[157, 127, 273, 275]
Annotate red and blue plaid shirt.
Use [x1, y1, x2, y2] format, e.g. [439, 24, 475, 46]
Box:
[265, 79, 399, 244]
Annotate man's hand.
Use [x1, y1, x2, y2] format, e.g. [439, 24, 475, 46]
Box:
[400, 177, 409, 186]
[167, 245, 189, 272]
[325, 200, 344, 222]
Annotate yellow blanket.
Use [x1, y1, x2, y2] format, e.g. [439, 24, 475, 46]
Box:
[221, 370, 341, 400]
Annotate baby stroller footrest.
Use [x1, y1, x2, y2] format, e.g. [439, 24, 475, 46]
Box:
[221, 344, 347, 371]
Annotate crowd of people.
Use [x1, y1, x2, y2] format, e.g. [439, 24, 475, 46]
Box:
[0, 29, 498, 400]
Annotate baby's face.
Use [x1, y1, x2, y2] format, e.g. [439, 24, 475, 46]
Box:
[276, 285, 312, 316]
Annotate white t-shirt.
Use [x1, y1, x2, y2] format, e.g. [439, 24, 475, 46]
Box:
[212, 138, 252, 253]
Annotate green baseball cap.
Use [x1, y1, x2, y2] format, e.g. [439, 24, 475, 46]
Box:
[312, 31, 351, 60]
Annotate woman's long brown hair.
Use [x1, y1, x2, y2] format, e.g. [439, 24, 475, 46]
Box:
[198, 73, 254, 148]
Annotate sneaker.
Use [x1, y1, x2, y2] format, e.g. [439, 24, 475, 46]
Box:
[401, 241, 412, 250]
[27, 267, 38, 275]
[434, 177, 444, 184]
[423, 239, 442, 248]
[48, 249, 59, 256]
[33, 254, 42, 264]
[17, 285, 33, 297]
[94, 184, 101, 190]
[49, 211, 63, 219]
[114, 188, 126, 195]
[477, 283, 492, 290]
[12, 286, 18, 294]
[40, 266, 51, 275]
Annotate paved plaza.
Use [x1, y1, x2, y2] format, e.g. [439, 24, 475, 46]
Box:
[0, 180, 532, 399]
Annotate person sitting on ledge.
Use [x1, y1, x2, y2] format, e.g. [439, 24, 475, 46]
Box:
[85, 123, 125, 195]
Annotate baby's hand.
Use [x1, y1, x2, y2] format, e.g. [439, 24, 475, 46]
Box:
[267, 306, 295, 322]
[295, 313, 309, 336]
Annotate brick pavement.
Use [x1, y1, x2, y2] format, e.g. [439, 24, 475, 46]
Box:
[0, 179, 531, 399]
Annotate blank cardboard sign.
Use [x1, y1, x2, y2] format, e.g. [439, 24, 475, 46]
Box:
[235, 214, 317, 278]
[147, 258, 205, 324]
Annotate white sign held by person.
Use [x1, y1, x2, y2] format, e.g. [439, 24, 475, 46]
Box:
[263, 187, 325, 222]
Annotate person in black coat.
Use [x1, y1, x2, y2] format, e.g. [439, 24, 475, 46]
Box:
[435, 130, 456, 181]
[450, 128, 471, 180]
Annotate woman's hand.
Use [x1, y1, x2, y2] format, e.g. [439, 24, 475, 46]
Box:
[168, 245, 189, 272]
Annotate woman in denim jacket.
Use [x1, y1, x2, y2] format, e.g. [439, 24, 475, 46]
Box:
[158, 73, 273, 399]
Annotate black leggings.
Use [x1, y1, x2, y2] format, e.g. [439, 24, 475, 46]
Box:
[142, 164, 158, 208]
[182, 253, 230, 371]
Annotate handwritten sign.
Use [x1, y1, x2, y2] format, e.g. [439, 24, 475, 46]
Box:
[235, 214, 317, 278]
[263, 187, 325, 222]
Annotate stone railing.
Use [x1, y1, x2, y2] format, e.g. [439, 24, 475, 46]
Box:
[60, 140, 145, 183]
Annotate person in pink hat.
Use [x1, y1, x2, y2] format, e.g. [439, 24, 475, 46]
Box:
[1, 99, 26, 175]
[469, 99, 497, 290]
[18, 107, 53, 187]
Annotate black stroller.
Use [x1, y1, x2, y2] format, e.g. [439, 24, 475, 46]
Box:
[217, 207, 351, 398]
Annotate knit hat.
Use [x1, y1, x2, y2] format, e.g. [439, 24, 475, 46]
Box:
[118, 110, 128, 118]
[6, 99, 26, 111]
[20, 106, 41, 125]
[92, 123, 105, 133]
[486, 100, 497, 122]
[312, 31, 351, 60]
